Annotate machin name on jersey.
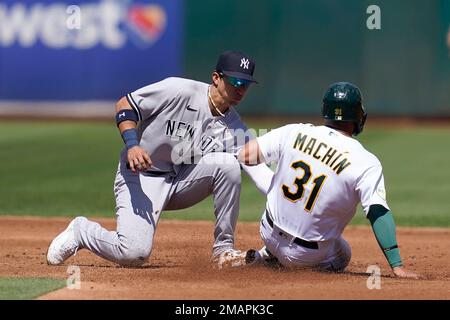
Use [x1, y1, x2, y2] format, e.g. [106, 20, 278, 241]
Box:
[292, 131, 351, 174]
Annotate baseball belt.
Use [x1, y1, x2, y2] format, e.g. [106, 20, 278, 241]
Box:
[265, 211, 319, 250]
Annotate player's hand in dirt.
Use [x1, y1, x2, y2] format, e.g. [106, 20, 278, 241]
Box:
[127, 146, 152, 173]
[392, 266, 420, 279]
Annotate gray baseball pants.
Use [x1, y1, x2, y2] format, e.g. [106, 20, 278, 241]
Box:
[74, 152, 241, 266]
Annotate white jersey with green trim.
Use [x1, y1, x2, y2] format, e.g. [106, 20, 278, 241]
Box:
[257, 123, 389, 241]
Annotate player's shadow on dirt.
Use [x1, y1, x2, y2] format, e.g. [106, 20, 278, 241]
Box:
[339, 270, 396, 279]
[267, 266, 397, 279]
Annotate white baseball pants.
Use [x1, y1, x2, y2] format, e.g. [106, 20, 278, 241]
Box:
[259, 212, 351, 272]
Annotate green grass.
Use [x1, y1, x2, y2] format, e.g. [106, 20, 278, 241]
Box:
[0, 120, 449, 227]
[0, 121, 120, 216]
[0, 277, 65, 300]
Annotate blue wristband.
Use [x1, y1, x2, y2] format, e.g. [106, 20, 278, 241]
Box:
[121, 128, 139, 149]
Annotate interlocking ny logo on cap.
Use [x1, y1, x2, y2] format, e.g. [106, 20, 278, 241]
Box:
[334, 91, 347, 99]
[240, 58, 250, 69]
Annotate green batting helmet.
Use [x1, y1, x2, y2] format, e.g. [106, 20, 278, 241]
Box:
[322, 82, 367, 136]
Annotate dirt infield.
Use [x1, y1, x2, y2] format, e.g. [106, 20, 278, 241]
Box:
[0, 216, 449, 300]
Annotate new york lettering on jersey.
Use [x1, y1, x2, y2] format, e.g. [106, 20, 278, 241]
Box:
[129, 77, 255, 168]
[164, 118, 224, 164]
[165, 119, 197, 141]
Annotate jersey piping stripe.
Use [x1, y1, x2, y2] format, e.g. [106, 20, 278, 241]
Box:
[126, 93, 142, 122]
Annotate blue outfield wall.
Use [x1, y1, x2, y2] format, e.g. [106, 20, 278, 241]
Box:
[0, 0, 183, 100]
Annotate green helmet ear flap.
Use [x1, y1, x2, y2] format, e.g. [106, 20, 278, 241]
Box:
[353, 109, 367, 136]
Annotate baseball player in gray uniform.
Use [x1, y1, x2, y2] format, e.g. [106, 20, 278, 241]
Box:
[239, 82, 419, 279]
[46, 51, 274, 268]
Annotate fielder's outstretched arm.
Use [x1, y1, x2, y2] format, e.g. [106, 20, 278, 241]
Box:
[367, 204, 420, 279]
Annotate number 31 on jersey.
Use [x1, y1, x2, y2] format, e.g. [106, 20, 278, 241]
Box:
[281, 160, 327, 212]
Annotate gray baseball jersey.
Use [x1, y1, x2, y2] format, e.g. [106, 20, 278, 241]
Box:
[125, 77, 261, 175]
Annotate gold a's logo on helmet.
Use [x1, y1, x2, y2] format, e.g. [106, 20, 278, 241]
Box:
[335, 108, 343, 120]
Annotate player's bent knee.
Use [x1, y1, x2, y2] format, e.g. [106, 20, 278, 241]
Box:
[216, 154, 241, 182]
[201, 152, 241, 184]
[117, 248, 151, 267]
[202, 152, 238, 166]
[116, 239, 152, 267]
[340, 239, 352, 269]
[330, 239, 352, 272]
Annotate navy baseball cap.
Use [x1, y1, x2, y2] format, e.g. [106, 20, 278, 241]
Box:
[215, 51, 258, 83]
